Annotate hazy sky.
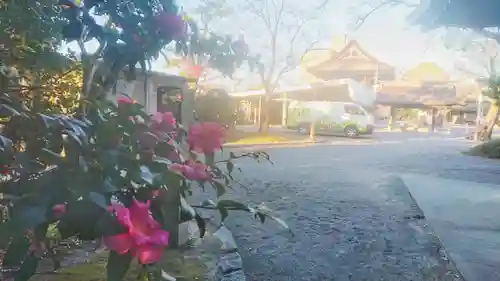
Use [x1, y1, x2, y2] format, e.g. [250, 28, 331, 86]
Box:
[71, 0, 493, 90]
[174, 0, 475, 90]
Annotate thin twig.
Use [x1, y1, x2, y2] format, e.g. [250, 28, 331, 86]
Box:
[354, 0, 417, 30]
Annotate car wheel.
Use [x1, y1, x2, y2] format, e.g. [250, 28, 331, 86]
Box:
[344, 125, 359, 138]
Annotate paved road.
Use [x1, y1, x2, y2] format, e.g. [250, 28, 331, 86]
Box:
[210, 135, 500, 281]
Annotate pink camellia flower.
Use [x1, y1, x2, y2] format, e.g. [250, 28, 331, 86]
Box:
[187, 122, 225, 154]
[52, 204, 66, 218]
[169, 160, 212, 181]
[117, 96, 135, 105]
[104, 199, 169, 264]
[150, 112, 176, 133]
[155, 11, 186, 40]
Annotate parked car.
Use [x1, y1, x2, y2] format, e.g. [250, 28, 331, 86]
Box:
[286, 101, 374, 138]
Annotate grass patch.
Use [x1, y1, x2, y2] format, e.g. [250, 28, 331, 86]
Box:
[467, 139, 500, 159]
[224, 129, 303, 145]
[32, 250, 208, 281]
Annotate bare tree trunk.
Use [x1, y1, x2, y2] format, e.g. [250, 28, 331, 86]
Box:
[258, 93, 270, 133]
[477, 103, 499, 141]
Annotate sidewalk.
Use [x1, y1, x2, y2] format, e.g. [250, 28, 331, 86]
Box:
[402, 173, 500, 281]
[225, 125, 316, 147]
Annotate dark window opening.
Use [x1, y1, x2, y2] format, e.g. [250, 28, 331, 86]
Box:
[157, 86, 183, 122]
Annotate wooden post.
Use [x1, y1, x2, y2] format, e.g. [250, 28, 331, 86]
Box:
[309, 121, 316, 141]
[257, 96, 262, 126]
[388, 106, 396, 131]
[431, 107, 437, 132]
[281, 93, 288, 128]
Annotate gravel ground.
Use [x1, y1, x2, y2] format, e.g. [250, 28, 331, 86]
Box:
[206, 138, 491, 281]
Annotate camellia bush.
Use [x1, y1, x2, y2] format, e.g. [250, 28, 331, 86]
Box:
[0, 0, 284, 281]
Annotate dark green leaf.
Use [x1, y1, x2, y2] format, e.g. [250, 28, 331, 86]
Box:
[140, 165, 155, 185]
[226, 161, 234, 175]
[106, 251, 133, 281]
[211, 180, 226, 197]
[180, 196, 195, 223]
[9, 205, 48, 232]
[102, 177, 120, 192]
[14, 253, 39, 281]
[195, 213, 206, 238]
[94, 212, 126, 237]
[152, 156, 171, 165]
[218, 207, 228, 221]
[0, 135, 14, 153]
[40, 148, 64, 163]
[88, 192, 108, 209]
[2, 235, 30, 268]
[217, 200, 250, 211]
[0, 104, 21, 116]
[256, 205, 291, 232]
[63, 129, 83, 146]
[57, 200, 105, 240]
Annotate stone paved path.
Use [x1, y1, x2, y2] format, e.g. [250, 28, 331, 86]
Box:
[193, 137, 493, 281]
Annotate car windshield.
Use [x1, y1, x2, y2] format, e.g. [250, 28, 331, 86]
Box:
[344, 104, 365, 115]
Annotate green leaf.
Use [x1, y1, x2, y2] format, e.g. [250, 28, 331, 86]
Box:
[94, 212, 126, 237]
[218, 207, 228, 221]
[57, 200, 106, 240]
[255, 204, 292, 233]
[9, 205, 48, 232]
[140, 165, 155, 185]
[152, 156, 172, 165]
[217, 200, 250, 211]
[226, 161, 234, 175]
[211, 180, 226, 197]
[195, 213, 206, 238]
[102, 177, 120, 192]
[2, 235, 30, 268]
[14, 253, 39, 281]
[106, 251, 134, 281]
[40, 148, 64, 164]
[88, 192, 108, 209]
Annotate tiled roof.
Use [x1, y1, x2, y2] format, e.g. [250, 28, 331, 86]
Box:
[376, 81, 459, 106]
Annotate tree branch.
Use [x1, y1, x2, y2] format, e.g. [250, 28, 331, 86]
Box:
[354, 0, 417, 30]
[245, 0, 272, 32]
[273, 39, 320, 88]
[266, 0, 285, 83]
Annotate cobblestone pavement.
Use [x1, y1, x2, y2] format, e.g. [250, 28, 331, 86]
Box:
[207, 138, 500, 281]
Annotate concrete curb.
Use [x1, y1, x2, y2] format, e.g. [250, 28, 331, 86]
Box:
[182, 221, 245, 281]
[223, 139, 324, 149]
[384, 176, 467, 281]
[375, 128, 452, 133]
[212, 225, 246, 281]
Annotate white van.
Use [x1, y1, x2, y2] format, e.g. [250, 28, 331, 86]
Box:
[286, 101, 374, 137]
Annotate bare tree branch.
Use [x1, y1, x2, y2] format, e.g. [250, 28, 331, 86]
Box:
[354, 0, 417, 30]
[245, 0, 272, 32]
[273, 40, 320, 89]
[244, 0, 331, 90]
[266, 0, 285, 83]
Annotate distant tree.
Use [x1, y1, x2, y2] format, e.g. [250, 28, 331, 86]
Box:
[240, 0, 330, 133]
[0, 0, 80, 113]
